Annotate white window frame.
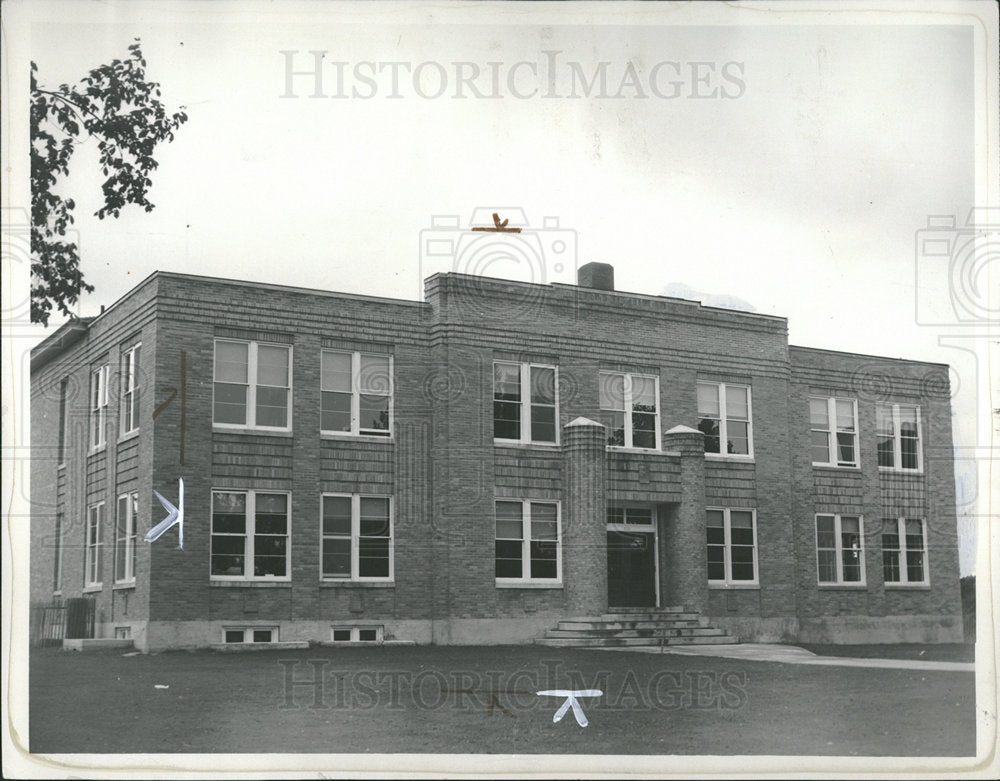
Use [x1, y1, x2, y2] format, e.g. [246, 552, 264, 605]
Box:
[210, 489, 292, 582]
[120, 343, 141, 436]
[809, 396, 858, 467]
[212, 339, 293, 432]
[705, 508, 759, 587]
[320, 350, 394, 438]
[876, 402, 923, 473]
[815, 513, 867, 586]
[319, 493, 394, 583]
[492, 361, 560, 445]
[115, 491, 138, 585]
[495, 499, 563, 587]
[881, 517, 930, 586]
[697, 381, 754, 459]
[600, 371, 661, 451]
[330, 625, 384, 643]
[222, 626, 279, 644]
[84, 502, 104, 588]
[89, 364, 109, 451]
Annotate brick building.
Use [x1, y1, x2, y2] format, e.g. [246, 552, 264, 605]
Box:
[29, 264, 964, 651]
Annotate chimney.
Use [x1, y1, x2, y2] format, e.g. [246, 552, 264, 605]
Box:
[577, 262, 614, 291]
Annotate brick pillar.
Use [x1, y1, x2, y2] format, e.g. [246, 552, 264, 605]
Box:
[562, 417, 608, 616]
[662, 425, 708, 613]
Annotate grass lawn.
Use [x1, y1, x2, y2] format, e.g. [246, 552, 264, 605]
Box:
[800, 643, 975, 663]
[29, 645, 975, 756]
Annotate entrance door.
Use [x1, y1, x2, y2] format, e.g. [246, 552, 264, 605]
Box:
[606, 530, 657, 607]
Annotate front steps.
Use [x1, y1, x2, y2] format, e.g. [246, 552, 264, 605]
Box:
[534, 606, 738, 648]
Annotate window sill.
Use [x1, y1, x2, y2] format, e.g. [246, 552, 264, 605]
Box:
[878, 467, 924, 476]
[210, 580, 292, 588]
[320, 433, 394, 443]
[213, 427, 294, 438]
[816, 584, 868, 590]
[112, 582, 136, 591]
[496, 581, 563, 589]
[607, 447, 663, 455]
[704, 454, 754, 463]
[884, 583, 931, 590]
[117, 430, 140, 445]
[494, 440, 560, 450]
[320, 580, 395, 588]
[812, 464, 861, 471]
[87, 446, 107, 457]
[709, 583, 760, 590]
[82, 585, 103, 594]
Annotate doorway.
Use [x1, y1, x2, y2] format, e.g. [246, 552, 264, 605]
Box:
[606, 506, 659, 608]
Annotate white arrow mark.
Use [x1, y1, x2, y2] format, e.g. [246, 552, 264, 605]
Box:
[536, 689, 603, 727]
[146, 478, 184, 549]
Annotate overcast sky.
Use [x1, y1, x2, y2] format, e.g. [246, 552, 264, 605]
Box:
[5, 1, 995, 575]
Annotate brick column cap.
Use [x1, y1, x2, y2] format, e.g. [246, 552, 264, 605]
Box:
[664, 425, 700, 435]
[565, 416, 603, 428]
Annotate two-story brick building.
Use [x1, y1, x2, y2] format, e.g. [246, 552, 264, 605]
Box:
[29, 263, 964, 651]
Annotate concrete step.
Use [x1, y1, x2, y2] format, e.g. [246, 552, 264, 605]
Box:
[558, 619, 702, 631]
[600, 612, 702, 622]
[545, 627, 728, 640]
[534, 634, 739, 648]
[607, 606, 689, 613]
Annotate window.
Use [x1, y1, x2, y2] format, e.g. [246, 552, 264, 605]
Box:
[223, 627, 277, 644]
[599, 372, 659, 449]
[706, 508, 758, 585]
[882, 518, 928, 585]
[495, 500, 561, 584]
[89, 364, 109, 449]
[331, 626, 384, 643]
[210, 490, 290, 580]
[57, 378, 68, 465]
[320, 494, 393, 581]
[115, 492, 138, 583]
[53, 513, 64, 592]
[120, 344, 141, 435]
[213, 340, 292, 430]
[815, 514, 865, 585]
[321, 351, 392, 437]
[697, 382, 752, 456]
[877, 403, 922, 471]
[810, 396, 857, 467]
[114, 626, 132, 640]
[607, 507, 654, 526]
[84, 502, 104, 587]
[493, 362, 557, 444]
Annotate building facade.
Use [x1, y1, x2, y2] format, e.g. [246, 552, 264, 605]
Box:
[29, 265, 964, 651]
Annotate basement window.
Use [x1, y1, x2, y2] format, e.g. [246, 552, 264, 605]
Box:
[330, 626, 383, 643]
[223, 627, 277, 644]
[114, 626, 132, 640]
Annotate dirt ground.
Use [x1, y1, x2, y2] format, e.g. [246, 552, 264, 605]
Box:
[28, 644, 976, 756]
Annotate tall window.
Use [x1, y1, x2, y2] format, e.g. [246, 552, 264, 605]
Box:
[57, 378, 68, 465]
[320, 494, 393, 581]
[706, 508, 758, 585]
[882, 518, 928, 585]
[120, 344, 141, 435]
[493, 362, 557, 444]
[115, 492, 138, 584]
[53, 513, 64, 592]
[599, 372, 659, 449]
[321, 351, 392, 437]
[815, 514, 865, 585]
[810, 396, 858, 467]
[877, 403, 922, 471]
[697, 382, 752, 456]
[211, 490, 290, 580]
[213, 340, 292, 430]
[84, 502, 104, 587]
[90, 364, 109, 450]
[495, 500, 561, 584]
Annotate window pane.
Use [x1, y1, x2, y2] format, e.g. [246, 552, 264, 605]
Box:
[322, 496, 352, 536]
[255, 386, 288, 427]
[321, 351, 352, 392]
[215, 342, 248, 383]
[817, 550, 837, 582]
[214, 492, 246, 514]
[359, 394, 390, 432]
[321, 391, 352, 432]
[725, 386, 748, 419]
[496, 519, 523, 539]
[883, 549, 900, 582]
[253, 629, 273, 643]
[900, 432, 919, 469]
[225, 630, 244, 643]
[360, 497, 390, 537]
[358, 538, 390, 577]
[626, 508, 652, 525]
[496, 501, 522, 520]
[698, 418, 720, 453]
[811, 429, 831, 463]
[530, 367, 555, 404]
[599, 373, 625, 411]
[904, 519, 924, 548]
[604, 411, 625, 447]
[632, 412, 656, 449]
[496, 501, 523, 540]
[494, 401, 521, 439]
[809, 397, 829, 427]
[632, 376, 656, 411]
[877, 436, 895, 468]
[706, 509, 725, 527]
[256, 493, 287, 515]
[495, 539, 523, 578]
[213, 514, 246, 534]
[707, 546, 725, 580]
[835, 400, 855, 431]
[257, 345, 289, 387]
[530, 405, 556, 443]
[358, 355, 391, 394]
[255, 514, 287, 535]
[254, 552, 286, 576]
[906, 550, 924, 582]
[322, 537, 351, 576]
[697, 383, 719, 416]
[494, 363, 520, 400]
[836, 432, 856, 464]
[731, 546, 755, 580]
[214, 383, 248, 425]
[707, 527, 725, 545]
[840, 516, 860, 535]
[876, 404, 894, 435]
[529, 540, 558, 579]
[816, 515, 835, 548]
[530, 502, 557, 524]
[726, 420, 749, 455]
